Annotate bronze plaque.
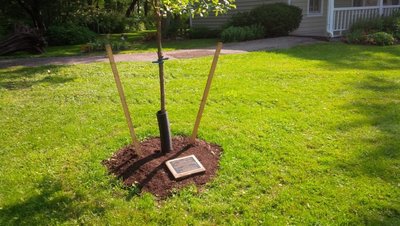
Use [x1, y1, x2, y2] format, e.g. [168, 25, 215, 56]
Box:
[166, 155, 205, 179]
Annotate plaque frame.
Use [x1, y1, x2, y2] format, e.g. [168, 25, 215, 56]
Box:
[165, 155, 206, 179]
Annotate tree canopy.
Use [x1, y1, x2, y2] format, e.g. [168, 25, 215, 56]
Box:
[159, 0, 236, 16]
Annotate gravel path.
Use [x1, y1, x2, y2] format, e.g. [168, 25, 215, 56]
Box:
[0, 36, 322, 69]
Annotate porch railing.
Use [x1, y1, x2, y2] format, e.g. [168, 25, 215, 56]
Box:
[329, 5, 400, 37]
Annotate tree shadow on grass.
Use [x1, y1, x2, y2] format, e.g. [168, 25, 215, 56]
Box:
[331, 76, 400, 223]
[0, 65, 74, 90]
[0, 176, 105, 226]
[274, 43, 400, 71]
[336, 76, 400, 181]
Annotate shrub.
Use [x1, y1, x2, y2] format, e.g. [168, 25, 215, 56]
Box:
[70, 8, 130, 34]
[142, 32, 157, 41]
[383, 16, 400, 39]
[394, 31, 400, 40]
[250, 3, 302, 37]
[82, 39, 130, 53]
[350, 18, 384, 33]
[367, 32, 395, 46]
[164, 14, 190, 39]
[189, 26, 220, 39]
[221, 25, 265, 42]
[345, 29, 368, 44]
[46, 24, 96, 46]
[97, 11, 130, 33]
[347, 12, 400, 45]
[227, 12, 256, 27]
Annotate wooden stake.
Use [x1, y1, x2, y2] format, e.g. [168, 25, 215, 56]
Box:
[105, 44, 141, 154]
[190, 42, 223, 144]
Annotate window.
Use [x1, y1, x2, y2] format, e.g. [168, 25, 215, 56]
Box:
[353, 0, 363, 6]
[365, 0, 378, 6]
[353, 0, 378, 6]
[383, 0, 400, 5]
[309, 0, 323, 16]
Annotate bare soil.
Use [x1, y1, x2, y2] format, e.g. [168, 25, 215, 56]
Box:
[102, 136, 222, 198]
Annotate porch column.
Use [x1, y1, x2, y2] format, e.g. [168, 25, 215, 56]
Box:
[379, 0, 384, 15]
[327, 0, 335, 37]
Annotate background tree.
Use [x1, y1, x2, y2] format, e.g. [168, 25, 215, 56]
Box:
[125, 0, 139, 17]
[0, 0, 145, 37]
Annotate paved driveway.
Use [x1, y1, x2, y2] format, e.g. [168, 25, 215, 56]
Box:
[0, 36, 322, 68]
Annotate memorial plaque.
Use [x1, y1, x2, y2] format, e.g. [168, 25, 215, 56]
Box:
[166, 155, 206, 179]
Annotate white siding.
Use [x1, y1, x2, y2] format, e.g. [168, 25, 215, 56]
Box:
[290, 0, 328, 36]
[335, 0, 353, 7]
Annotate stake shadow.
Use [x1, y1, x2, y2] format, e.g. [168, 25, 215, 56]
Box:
[119, 144, 193, 200]
[137, 144, 193, 186]
[119, 144, 192, 182]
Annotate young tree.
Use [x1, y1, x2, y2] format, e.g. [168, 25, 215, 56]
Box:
[151, 0, 235, 152]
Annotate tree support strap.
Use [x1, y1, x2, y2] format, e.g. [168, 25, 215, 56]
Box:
[152, 57, 169, 64]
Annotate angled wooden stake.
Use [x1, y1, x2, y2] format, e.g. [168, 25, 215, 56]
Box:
[190, 42, 223, 144]
[105, 44, 141, 154]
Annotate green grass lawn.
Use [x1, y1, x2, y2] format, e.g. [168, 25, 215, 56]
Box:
[0, 43, 399, 225]
[0, 31, 216, 59]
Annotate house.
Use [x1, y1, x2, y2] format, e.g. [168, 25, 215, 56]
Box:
[191, 0, 400, 37]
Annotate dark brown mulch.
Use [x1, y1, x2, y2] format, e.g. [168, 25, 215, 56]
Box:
[102, 136, 222, 198]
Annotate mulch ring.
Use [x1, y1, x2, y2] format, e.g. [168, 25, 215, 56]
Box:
[102, 136, 222, 199]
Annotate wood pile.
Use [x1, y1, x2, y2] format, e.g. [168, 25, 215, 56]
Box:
[0, 26, 46, 55]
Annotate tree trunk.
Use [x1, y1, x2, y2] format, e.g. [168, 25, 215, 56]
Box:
[16, 0, 46, 33]
[154, 0, 172, 152]
[126, 0, 139, 17]
[32, 0, 46, 32]
[144, 0, 149, 16]
[155, 4, 165, 112]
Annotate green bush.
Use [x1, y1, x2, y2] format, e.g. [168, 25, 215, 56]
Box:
[70, 8, 130, 34]
[345, 29, 368, 44]
[221, 25, 265, 42]
[383, 16, 400, 39]
[46, 24, 96, 46]
[250, 3, 302, 37]
[350, 18, 384, 33]
[82, 39, 130, 53]
[96, 11, 128, 33]
[367, 32, 395, 46]
[165, 14, 190, 39]
[347, 12, 400, 45]
[189, 26, 220, 39]
[227, 12, 256, 27]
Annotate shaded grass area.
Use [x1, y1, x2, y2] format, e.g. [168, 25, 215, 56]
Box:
[0, 31, 216, 59]
[0, 43, 399, 225]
